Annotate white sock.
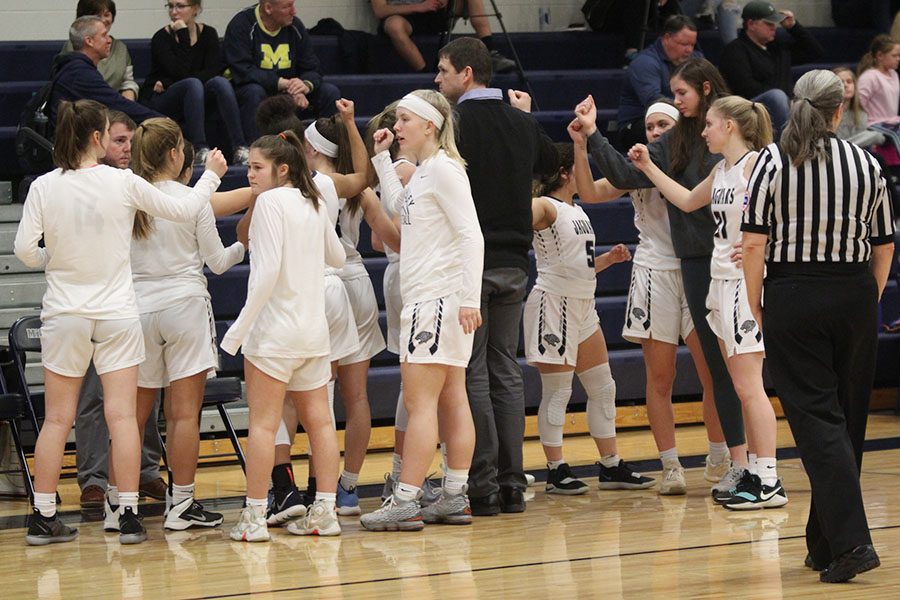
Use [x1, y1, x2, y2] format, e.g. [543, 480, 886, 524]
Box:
[107, 484, 119, 505]
[340, 470, 359, 491]
[600, 454, 620, 468]
[34, 492, 57, 518]
[443, 468, 469, 495]
[547, 459, 565, 470]
[172, 483, 194, 506]
[119, 492, 139, 512]
[757, 457, 778, 487]
[246, 497, 267, 518]
[315, 491, 337, 510]
[391, 453, 402, 479]
[748, 453, 759, 475]
[659, 447, 679, 465]
[708, 441, 729, 464]
[395, 482, 420, 503]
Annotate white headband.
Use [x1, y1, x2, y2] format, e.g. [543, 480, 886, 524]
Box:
[645, 102, 681, 124]
[304, 122, 339, 158]
[397, 94, 445, 130]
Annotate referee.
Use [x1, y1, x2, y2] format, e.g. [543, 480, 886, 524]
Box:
[742, 70, 895, 584]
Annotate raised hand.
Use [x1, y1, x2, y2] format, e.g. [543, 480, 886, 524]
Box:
[336, 98, 355, 122]
[373, 128, 395, 154]
[205, 148, 228, 178]
[508, 89, 532, 113]
[607, 243, 632, 264]
[627, 143, 651, 170]
[567, 118, 585, 145]
[574, 95, 597, 136]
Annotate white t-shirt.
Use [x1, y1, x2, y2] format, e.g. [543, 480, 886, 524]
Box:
[14, 165, 219, 321]
[131, 180, 245, 314]
[532, 197, 597, 300]
[710, 152, 756, 280]
[373, 149, 483, 307]
[221, 186, 345, 358]
[630, 188, 680, 270]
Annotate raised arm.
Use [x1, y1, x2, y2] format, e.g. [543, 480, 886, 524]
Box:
[371, 130, 405, 215]
[195, 202, 245, 274]
[628, 144, 714, 212]
[211, 187, 254, 217]
[593, 243, 632, 274]
[128, 149, 227, 221]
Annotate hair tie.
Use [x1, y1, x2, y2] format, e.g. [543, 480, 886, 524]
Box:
[304, 122, 339, 158]
[803, 97, 818, 109]
[397, 94, 446, 130]
[278, 132, 287, 141]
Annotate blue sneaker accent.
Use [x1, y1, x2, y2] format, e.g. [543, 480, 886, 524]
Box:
[336, 482, 361, 516]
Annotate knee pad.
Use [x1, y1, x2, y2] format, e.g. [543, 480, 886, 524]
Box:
[538, 371, 574, 447]
[275, 419, 291, 447]
[394, 387, 408, 432]
[581, 363, 617, 439]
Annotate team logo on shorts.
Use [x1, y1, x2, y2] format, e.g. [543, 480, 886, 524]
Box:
[415, 331, 434, 344]
[631, 307, 646, 320]
[740, 320, 757, 334]
[542, 333, 560, 347]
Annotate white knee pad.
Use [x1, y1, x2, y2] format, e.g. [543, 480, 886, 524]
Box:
[394, 385, 408, 432]
[538, 371, 574, 447]
[275, 419, 291, 447]
[580, 363, 617, 439]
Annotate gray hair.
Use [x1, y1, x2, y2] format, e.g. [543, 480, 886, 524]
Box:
[69, 15, 104, 51]
[781, 70, 844, 166]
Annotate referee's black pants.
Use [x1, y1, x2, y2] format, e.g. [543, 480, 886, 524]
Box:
[764, 266, 877, 565]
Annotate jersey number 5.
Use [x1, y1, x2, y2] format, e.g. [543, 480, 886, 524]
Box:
[585, 240, 595, 268]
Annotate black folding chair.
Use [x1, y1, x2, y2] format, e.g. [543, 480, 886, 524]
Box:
[8, 315, 44, 438]
[0, 367, 34, 502]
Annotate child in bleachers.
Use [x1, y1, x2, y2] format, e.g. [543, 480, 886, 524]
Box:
[857, 35, 900, 157]
[833, 67, 886, 148]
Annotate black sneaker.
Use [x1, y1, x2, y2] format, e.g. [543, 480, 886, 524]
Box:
[724, 475, 789, 511]
[597, 459, 657, 490]
[820, 544, 880, 583]
[302, 477, 317, 508]
[25, 509, 78, 546]
[546, 463, 589, 495]
[490, 50, 516, 74]
[164, 497, 224, 530]
[714, 469, 753, 505]
[118, 506, 147, 545]
[266, 488, 307, 527]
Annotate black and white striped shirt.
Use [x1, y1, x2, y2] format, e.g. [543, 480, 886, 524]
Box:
[741, 136, 895, 262]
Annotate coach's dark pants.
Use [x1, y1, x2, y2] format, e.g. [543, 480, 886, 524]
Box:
[681, 256, 746, 447]
[764, 264, 877, 565]
[466, 267, 529, 497]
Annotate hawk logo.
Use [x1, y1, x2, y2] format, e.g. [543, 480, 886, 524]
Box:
[415, 331, 434, 344]
[260, 44, 291, 70]
[740, 320, 757, 334]
[542, 333, 560, 347]
[631, 307, 646, 320]
[401, 191, 414, 225]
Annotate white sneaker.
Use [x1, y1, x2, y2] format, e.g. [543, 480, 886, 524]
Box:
[286, 501, 341, 536]
[230, 507, 270, 542]
[164, 497, 224, 530]
[104, 497, 121, 532]
[659, 460, 687, 496]
[704, 455, 730, 483]
[525, 473, 536, 487]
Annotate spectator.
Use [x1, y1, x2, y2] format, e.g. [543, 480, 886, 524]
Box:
[718, 1, 824, 133]
[833, 67, 885, 147]
[435, 37, 558, 516]
[49, 16, 160, 129]
[372, 0, 515, 73]
[223, 0, 340, 143]
[679, 0, 742, 43]
[140, 1, 249, 165]
[616, 15, 701, 151]
[856, 35, 900, 157]
[61, 1, 139, 101]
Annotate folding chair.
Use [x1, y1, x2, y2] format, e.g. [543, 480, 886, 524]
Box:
[8, 315, 44, 439]
[0, 367, 34, 502]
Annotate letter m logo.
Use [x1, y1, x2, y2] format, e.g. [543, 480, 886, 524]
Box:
[260, 44, 291, 70]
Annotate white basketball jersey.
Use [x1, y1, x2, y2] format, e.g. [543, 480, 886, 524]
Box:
[710, 152, 756, 280]
[313, 171, 342, 276]
[337, 198, 367, 278]
[375, 158, 413, 265]
[532, 197, 597, 299]
[630, 188, 680, 270]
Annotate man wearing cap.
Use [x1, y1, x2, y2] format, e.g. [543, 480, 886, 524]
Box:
[719, 1, 824, 132]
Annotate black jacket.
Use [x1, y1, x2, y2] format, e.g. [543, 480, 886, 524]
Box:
[140, 24, 225, 100]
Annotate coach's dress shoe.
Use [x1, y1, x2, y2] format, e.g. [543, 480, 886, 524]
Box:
[499, 488, 525, 513]
[139, 477, 168, 501]
[819, 544, 880, 583]
[80, 484, 105, 509]
[469, 493, 501, 516]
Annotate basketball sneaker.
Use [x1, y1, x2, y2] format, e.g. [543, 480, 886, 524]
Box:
[381, 473, 398, 501]
[711, 466, 747, 504]
[659, 460, 687, 495]
[360, 494, 424, 532]
[724, 475, 788, 510]
[287, 500, 342, 536]
[25, 509, 78, 546]
[525, 473, 536, 486]
[545, 463, 589, 495]
[164, 497, 224, 530]
[597, 460, 657, 490]
[119, 506, 147, 545]
[704, 456, 731, 483]
[336, 482, 361, 516]
[421, 489, 473, 525]
[104, 496, 121, 532]
[420, 477, 442, 507]
[266, 488, 307, 526]
[231, 507, 270, 542]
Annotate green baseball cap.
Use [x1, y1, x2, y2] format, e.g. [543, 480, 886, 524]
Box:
[741, 1, 785, 24]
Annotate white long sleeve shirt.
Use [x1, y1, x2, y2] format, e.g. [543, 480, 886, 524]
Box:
[131, 180, 246, 314]
[14, 165, 220, 321]
[221, 186, 345, 358]
[372, 149, 484, 308]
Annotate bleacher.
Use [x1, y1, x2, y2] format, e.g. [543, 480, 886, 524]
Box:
[0, 26, 897, 434]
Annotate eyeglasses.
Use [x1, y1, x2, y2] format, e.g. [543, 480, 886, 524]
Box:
[164, 2, 193, 10]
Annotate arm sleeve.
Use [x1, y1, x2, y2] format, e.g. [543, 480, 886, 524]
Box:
[223, 16, 279, 93]
[321, 205, 346, 269]
[70, 69, 161, 123]
[372, 151, 405, 215]
[150, 29, 192, 83]
[13, 183, 47, 268]
[719, 44, 766, 98]
[126, 170, 221, 223]
[787, 23, 825, 65]
[434, 161, 484, 308]
[119, 48, 139, 96]
[741, 146, 777, 234]
[220, 197, 283, 355]
[586, 130, 654, 190]
[195, 202, 245, 274]
[856, 72, 877, 114]
[869, 163, 897, 245]
[292, 22, 323, 90]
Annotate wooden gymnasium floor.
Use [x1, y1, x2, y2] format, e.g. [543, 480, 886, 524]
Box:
[2, 413, 900, 599]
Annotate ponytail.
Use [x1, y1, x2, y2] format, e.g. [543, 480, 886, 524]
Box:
[130, 117, 185, 239]
[251, 132, 321, 209]
[781, 70, 844, 166]
[53, 99, 107, 171]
